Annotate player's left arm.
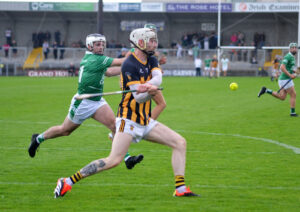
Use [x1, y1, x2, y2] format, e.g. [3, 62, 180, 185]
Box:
[132, 57, 162, 103]
[105, 66, 121, 77]
[280, 63, 296, 79]
[110, 57, 126, 67]
[151, 90, 166, 120]
[148, 56, 163, 86]
[149, 57, 165, 119]
[148, 68, 162, 86]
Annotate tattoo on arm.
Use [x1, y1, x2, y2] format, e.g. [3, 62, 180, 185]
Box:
[80, 159, 106, 177]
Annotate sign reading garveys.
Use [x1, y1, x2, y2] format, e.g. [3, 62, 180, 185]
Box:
[235, 2, 299, 13]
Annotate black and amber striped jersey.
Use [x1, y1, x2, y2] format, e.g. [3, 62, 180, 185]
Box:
[273, 58, 280, 70]
[211, 59, 218, 68]
[117, 52, 161, 126]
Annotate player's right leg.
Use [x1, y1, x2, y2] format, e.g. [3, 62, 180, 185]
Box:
[28, 117, 80, 158]
[223, 68, 227, 77]
[209, 68, 213, 78]
[144, 122, 199, 197]
[257, 86, 267, 97]
[29, 95, 93, 158]
[54, 132, 132, 198]
[94, 104, 144, 170]
[108, 132, 144, 169]
[258, 86, 287, 100]
[286, 86, 297, 117]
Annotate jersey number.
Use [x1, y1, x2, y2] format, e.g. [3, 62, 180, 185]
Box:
[78, 66, 84, 83]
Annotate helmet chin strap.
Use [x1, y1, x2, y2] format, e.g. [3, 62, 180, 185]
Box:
[129, 39, 155, 57]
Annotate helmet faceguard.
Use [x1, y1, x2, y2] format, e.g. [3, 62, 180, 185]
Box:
[144, 23, 158, 46]
[289, 43, 297, 48]
[86, 33, 106, 54]
[129, 28, 157, 56]
[144, 23, 157, 32]
[289, 43, 298, 55]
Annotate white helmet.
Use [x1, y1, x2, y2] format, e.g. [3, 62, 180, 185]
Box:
[289, 42, 297, 48]
[129, 28, 157, 55]
[86, 33, 106, 50]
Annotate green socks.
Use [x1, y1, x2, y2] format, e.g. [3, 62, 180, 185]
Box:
[36, 133, 45, 144]
[266, 89, 273, 94]
[124, 152, 131, 161]
[291, 108, 296, 114]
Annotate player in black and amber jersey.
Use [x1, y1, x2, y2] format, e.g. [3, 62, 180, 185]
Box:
[54, 28, 199, 198]
[117, 52, 161, 125]
[271, 56, 281, 81]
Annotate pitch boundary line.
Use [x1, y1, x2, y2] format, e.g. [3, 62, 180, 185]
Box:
[176, 130, 300, 155]
[0, 181, 299, 191]
[1, 119, 300, 154]
[0, 146, 281, 155]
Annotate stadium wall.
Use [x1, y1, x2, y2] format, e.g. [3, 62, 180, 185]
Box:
[0, 11, 297, 48]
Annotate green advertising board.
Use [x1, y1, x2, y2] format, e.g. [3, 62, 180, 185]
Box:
[29, 2, 95, 12]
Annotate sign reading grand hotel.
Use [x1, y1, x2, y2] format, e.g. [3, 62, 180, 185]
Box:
[235, 3, 299, 12]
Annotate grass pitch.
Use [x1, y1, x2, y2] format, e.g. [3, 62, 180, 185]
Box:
[0, 76, 300, 211]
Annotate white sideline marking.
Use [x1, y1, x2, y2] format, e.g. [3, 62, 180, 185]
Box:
[0, 181, 299, 191]
[176, 130, 300, 155]
[0, 146, 281, 155]
[1, 119, 300, 154]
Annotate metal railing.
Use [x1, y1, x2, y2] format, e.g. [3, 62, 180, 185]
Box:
[0, 46, 290, 76]
[0, 47, 28, 61]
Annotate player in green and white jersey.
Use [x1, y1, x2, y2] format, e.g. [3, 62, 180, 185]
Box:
[29, 34, 144, 169]
[204, 55, 211, 77]
[258, 43, 298, 117]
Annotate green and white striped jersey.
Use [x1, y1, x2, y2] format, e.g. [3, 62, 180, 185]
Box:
[279, 52, 295, 80]
[204, 59, 211, 67]
[78, 51, 113, 101]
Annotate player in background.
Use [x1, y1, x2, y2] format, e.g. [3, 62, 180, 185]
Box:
[204, 55, 211, 77]
[220, 54, 229, 77]
[210, 55, 218, 78]
[271, 56, 281, 81]
[28, 34, 143, 170]
[258, 43, 298, 117]
[194, 56, 202, 77]
[54, 28, 199, 198]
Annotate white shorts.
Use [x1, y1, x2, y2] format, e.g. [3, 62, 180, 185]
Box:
[204, 67, 210, 71]
[222, 67, 228, 72]
[68, 94, 108, 124]
[116, 117, 158, 143]
[278, 79, 294, 90]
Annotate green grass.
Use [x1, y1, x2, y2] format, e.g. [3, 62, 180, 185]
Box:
[0, 76, 300, 211]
